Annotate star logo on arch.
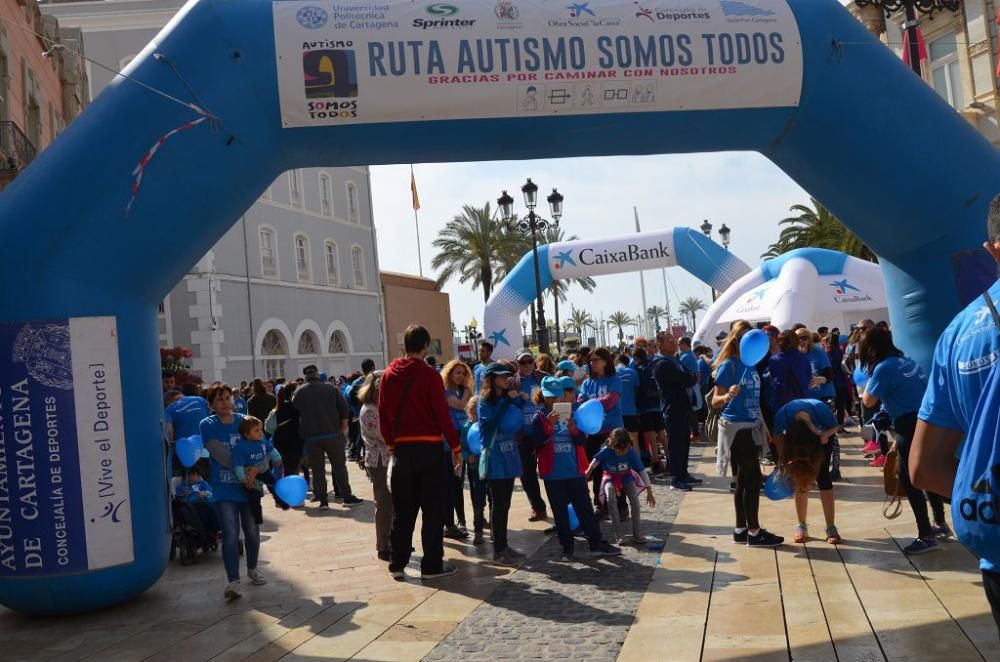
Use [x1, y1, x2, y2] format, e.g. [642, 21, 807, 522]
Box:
[489, 329, 511, 347]
[567, 2, 594, 17]
[554, 250, 577, 270]
[830, 279, 860, 295]
[750, 288, 766, 301]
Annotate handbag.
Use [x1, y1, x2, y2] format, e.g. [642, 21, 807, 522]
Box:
[881, 445, 904, 519]
[951, 291, 1000, 566]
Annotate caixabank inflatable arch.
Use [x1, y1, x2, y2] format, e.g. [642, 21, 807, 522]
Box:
[1, 0, 998, 614]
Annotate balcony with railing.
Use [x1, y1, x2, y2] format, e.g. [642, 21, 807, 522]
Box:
[0, 121, 38, 188]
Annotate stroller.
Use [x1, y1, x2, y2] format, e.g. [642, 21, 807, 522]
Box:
[169, 477, 220, 566]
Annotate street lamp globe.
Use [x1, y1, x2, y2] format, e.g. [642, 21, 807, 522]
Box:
[497, 190, 515, 223]
[719, 223, 732, 248]
[521, 178, 539, 209]
[547, 188, 564, 223]
[700, 219, 713, 237]
[470, 317, 478, 330]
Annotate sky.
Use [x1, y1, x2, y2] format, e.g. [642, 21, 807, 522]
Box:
[369, 153, 811, 336]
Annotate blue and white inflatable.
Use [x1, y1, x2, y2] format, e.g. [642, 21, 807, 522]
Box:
[485, 227, 749, 356]
[694, 248, 888, 344]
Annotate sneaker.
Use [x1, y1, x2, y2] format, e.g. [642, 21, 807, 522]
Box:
[671, 481, 692, 492]
[733, 529, 748, 544]
[318, 501, 330, 510]
[903, 537, 939, 555]
[825, 525, 842, 545]
[332, 494, 344, 503]
[224, 581, 242, 601]
[377, 550, 392, 561]
[389, 568, 406, 580]
[528, 510, 548, 522]
[932, 522, 953, 539]
[793, 524, 808, 544]
[506, 547, 527, 559]
[248, 568, 267, 585]
[684, 476, 704, 485]
[560, 547, 575, 562]
[830, 469, 843, 482]
[473, 531, 485, 545]
[343, 495, 363, 506]
[861, 440, 880, 454]
[492, 549, 522, 566]
[589, 541, 623, 557]
[421, 564, 458, 580]
[747, 529, 784, 548]
[444, 525, 469, 540]
[869, 454, 886, 468]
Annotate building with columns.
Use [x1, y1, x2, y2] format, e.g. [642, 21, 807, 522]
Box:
[848, 0, 1000, 145]
[42, 0, 386, 383]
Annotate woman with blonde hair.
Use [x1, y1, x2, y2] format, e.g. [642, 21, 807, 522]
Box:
[534, 353, 556, 376]
[712, 321, 784, 548]
[441, 359, 473, 539]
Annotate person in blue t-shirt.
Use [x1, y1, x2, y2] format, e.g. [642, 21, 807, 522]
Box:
[474, 341, 494, 393]
[478, 363, 526, 566]
[578, 347, 624, 513]
[164, 388, 210, 442]
[711, 322, 784, 549]
[531, 376, 621, 560]
[442, 359, 472, 540]
[615, 355, 641, 449]
[586, 429, 655, 545]
[857, 326, 948, 556]
[772, 399, 840, 545]
[797, 328, 841, 480]
[513, 350, 549, 521]
[678, 338, 704, 442]
[233, 416, 287, 523]
[633, 347, 668, 476]
[200, 384, 265, 601]
[176, 467, 220, 534]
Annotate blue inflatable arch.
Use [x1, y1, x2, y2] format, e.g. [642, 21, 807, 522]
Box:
[484, 227, 749, 355]
[1, 0, 999, 614]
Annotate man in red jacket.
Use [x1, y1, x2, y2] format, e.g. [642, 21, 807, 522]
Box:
[379, 324, 462, 580]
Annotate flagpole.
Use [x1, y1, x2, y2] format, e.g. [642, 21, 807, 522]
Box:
[410, 164, 424, 277]
[634, 207, 649, 336]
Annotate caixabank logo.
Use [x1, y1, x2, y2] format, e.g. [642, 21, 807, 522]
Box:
[303, 49, 360, 119]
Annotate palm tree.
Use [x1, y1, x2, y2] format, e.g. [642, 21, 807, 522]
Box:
[679, 297, 706, 332]
[568, 307, 594, 336]
[646, 305, 667, 332]
[607, 311, 633, 344]
[762, 198, 877, 262]
[431, 203, 527, 302]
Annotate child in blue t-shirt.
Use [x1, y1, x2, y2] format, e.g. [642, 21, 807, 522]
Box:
[233, 416, 286, 522]
[176, 467, 220, 533]
[531, 376, 620, 561]
[461, 395, 489, 545]
[586, 428, 655, 545]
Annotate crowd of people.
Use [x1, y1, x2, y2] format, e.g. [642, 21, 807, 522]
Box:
[156, 197, 1000, 634]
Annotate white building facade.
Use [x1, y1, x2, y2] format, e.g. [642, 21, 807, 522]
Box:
[43, 0, 387, 383]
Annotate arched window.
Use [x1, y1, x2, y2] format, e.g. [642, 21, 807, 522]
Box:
[324, 240, 339, 286]
[346, 182, 359, 223]
[261, 329, 287, 379]
[294, 233, 311, 282]
[297, 330, 319, 355]
[329, 330, 348, 354]
[319, 173, 333, 217]
[289, 169, 302, 208]
[351, 245, 364, 288]
[259, 226, 278, 278]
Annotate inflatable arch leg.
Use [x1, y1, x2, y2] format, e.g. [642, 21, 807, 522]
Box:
[484, 227, 750, 357]
[1, 0, 999, 614]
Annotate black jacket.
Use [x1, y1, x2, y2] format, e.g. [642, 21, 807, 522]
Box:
[652, 354, 699, 421]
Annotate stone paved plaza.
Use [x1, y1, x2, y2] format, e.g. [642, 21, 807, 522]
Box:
[0, 434, 996, 662]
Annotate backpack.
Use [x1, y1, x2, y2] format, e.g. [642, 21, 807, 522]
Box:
[951, 291, 1000, 566]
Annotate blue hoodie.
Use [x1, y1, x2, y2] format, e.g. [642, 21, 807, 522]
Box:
[477, 395, 524, 480]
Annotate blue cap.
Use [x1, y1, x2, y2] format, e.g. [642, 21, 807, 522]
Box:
[483, 362, 513, 377]
[558, 376, 577, 392]
[540, 376, 563, 398]
[556, 360, 577, 372]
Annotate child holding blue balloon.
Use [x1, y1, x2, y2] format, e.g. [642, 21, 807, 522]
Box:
[578, 347, 624, 517]
[530, 376, 621, 560]
[478, 363, 526, 566]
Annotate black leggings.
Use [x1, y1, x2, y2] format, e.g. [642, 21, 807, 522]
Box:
[895, 412, 946, 539]
[488, 478, 515, 553]
[518, 439, 547, 514]
[834, 386, 850, 426]
[586, 434, 608, 508]
[730, 430, 762, 530]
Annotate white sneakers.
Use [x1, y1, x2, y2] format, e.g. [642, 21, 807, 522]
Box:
[225, 570, 266, 600]
[248, 568, 267, 585]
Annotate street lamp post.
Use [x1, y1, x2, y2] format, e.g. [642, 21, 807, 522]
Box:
[499, 179, 563, 356]
[468, 317, 480, 354]
[855, 0, 961, 77]
[521, 318, 528, 348]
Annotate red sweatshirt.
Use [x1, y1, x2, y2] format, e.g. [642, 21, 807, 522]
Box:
[378, 356, 459, 452]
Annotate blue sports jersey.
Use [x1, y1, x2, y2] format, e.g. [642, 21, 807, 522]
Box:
[176, 479, 214, 503]
[478, 396, 524, 480]
[164, 395, 210, 440]
[233, 395, 248, 415]
[474, 363, 487, 393]
[919, 279, 1000, 572]
[713, 358, 762, 423]
[772, 399, 838, 437]
[446, 387, 469, 432]
[579, 375, 625, 432]
[806, 345, 837, 399]
[199, 414, 248, 502]
[232, 438, 274, 471]
[593, 446, 645, 483]
[679, 351, 699, 382]
[615, 365, 639, 416]
[865, 356, 927, 420]
[517, 372, 543, 434]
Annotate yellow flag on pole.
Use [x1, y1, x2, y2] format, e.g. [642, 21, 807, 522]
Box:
[410, 165, 421, 211]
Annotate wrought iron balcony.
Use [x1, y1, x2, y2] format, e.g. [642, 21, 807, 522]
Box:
[0, 120, 37, 174]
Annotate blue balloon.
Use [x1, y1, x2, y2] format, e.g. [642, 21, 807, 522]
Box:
[839, 334, 849, 346]
[574, 399, 605, 435]
[500, 405, 522, 433]
[567, 503, 580, 531]
[467, 423, 483, 455]
[853, 367, 870, 388]
[739, 329, 770, 366]
[764, 470, 795, 501]
[275, 475, 308, 507]
[175, 436, 203, 468]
